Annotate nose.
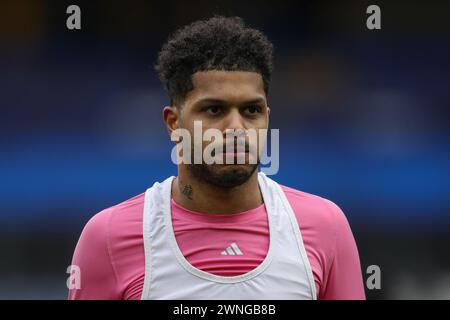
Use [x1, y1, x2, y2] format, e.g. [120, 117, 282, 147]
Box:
[222, 108, 248, 150]
[223, 108, 245, 132]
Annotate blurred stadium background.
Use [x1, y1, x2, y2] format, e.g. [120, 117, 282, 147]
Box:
[0, 0, 449, 299]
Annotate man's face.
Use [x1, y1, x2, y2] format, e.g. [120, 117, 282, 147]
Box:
[174, 70, 270, 188]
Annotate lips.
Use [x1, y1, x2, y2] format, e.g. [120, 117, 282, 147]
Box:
[211, 145, 250, 156]
[224, 144, 250, 152]
[223, 151, 248, 156]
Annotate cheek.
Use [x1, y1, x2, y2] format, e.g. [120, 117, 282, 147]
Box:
[200, 118, 228, 133]
[259, 113, 270, 126]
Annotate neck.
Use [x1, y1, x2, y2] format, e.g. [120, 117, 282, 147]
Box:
[171, 165, 263, 215]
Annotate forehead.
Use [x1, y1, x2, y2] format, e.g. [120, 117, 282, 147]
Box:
[185, 70, 266, 104]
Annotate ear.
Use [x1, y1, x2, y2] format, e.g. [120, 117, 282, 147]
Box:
[162, 106, 179, 137]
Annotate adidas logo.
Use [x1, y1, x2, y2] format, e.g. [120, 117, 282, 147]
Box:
[221, 242, 243, 255]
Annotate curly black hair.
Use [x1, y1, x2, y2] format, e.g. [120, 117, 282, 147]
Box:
[155, 16, 274, 105]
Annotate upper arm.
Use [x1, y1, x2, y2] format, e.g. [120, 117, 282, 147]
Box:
[320, 200, 366, 300]
[68, 208, 122, 300]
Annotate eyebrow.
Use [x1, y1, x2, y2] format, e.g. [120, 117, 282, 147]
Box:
[193, 97, 266, 107]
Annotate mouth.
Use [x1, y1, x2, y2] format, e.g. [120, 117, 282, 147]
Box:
[223, 151, 248, 156]
[212, 148, 250, 157]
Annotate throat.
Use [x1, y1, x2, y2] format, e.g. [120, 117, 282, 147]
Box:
[172, 175, 263, 215]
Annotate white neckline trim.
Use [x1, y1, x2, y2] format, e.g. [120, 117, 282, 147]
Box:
[163, 174, 276, 284]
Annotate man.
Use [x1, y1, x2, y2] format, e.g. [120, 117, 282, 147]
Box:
[68, 16, 365, 300]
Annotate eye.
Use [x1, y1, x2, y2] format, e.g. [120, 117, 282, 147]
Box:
[243, 105, 262, 115]
[205, 106, 221, 115]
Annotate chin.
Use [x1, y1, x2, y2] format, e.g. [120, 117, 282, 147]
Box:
[189, 163, 258, 189]
[213, 163, 255, 174]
